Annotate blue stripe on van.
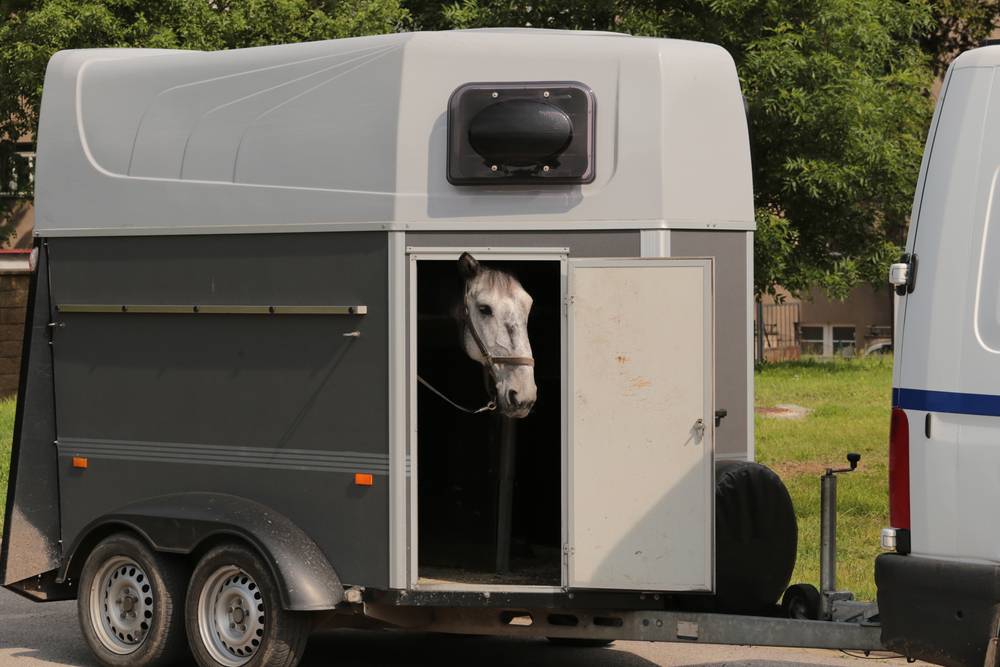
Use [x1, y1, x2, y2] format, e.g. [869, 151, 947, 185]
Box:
[894, 387, 1000, 417]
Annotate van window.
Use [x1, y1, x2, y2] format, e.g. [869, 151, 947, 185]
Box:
[975, 174, 1000, 352]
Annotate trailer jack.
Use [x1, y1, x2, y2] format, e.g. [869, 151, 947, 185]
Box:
[783, 453, 879, 626]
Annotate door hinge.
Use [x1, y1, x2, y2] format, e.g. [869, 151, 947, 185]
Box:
[562, 544, 574, 563]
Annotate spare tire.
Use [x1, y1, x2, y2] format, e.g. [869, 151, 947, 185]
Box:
[713, 460, 797, 614]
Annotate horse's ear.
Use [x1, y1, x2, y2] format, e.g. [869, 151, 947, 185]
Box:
[458, 252, 480, 279]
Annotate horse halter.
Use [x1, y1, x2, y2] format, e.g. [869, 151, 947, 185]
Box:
[415, 305, 535, 416]
[462, 305, 535, 381]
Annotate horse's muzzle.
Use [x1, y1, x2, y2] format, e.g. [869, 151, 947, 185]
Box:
[500, 387, 535, 418]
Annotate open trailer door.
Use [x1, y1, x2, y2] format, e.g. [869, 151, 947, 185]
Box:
[566, 258, 714, 592]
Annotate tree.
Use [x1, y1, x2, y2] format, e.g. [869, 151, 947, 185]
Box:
[0, 0, 409, 243]
[922, 0, 1000, 75]
[408, 0, 934, 297]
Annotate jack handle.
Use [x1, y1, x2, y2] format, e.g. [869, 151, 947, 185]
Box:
[827, 452, 861, 476]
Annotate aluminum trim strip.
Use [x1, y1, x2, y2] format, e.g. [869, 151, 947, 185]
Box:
[55, 304, 368, 315]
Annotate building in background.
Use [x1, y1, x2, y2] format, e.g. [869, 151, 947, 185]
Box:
[756, 285, 893, 362]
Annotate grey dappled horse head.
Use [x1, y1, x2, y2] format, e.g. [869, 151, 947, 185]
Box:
[458, 252, 537, 418]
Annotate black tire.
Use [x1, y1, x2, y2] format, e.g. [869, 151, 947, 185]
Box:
[782, 583, 821, 620]
[546, 638, 615, 648]
[77, 532, 189, 667]
[186, 542, 311, 667]
[714, 460, 798, 614]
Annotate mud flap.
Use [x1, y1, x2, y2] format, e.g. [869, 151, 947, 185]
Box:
[0, 244, 66, 600]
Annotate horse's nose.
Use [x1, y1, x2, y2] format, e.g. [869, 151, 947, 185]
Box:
[507, 389, 535, 411]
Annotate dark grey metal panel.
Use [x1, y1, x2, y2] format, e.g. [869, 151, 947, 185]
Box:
[46, 233, 390, 588]
[670, 231, 750, 460]
[405, 231, 640, 258]
[1, 244, 62, 588]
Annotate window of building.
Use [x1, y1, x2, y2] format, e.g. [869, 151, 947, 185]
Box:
[799, 324, 857, 357]
[800, 325, 824, 356]
[832, 326, 856, 357]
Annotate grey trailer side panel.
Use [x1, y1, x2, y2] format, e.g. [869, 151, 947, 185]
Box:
[47, 233, 390, 588]
[671, 231, 750, 461]
[0, 245, 62, 591]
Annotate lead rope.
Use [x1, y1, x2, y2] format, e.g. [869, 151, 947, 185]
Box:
[417, 375, 497, 414]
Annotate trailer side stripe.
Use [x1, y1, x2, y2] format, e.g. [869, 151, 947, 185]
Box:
[57, 437, 390, 475]
[894, 387, 1000, 417]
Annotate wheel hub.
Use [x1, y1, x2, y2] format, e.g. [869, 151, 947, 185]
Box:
[89, 558, 153, 655]
[198, 567, 266, 667]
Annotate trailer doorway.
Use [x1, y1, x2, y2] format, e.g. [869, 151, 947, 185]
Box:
[409, 250, 566, 590]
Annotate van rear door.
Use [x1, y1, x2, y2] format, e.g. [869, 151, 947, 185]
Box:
[895, 61, 1000, 561]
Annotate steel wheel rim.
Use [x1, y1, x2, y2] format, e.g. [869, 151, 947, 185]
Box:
[89, 556, 154, 655]
[197, 565, 266, 667]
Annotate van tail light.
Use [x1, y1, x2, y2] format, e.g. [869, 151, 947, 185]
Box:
[888, 407, 911, 530]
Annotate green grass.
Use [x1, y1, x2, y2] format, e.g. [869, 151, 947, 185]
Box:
[756, 357, 893, 601]
[0, 395, 17, 532]
[0, 361, 891, 600]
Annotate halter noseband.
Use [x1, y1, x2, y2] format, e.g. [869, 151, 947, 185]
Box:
[463, 306, 535, 377]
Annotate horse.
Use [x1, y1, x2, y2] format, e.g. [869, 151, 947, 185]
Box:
[457, 252, 537, 419]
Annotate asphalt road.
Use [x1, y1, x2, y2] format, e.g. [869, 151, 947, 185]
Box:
[0, 587, 929, 667]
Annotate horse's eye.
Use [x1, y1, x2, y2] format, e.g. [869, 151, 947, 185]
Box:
[478, 304, 493, 316]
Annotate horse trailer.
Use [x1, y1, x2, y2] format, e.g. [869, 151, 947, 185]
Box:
[2, 30, 881, 667]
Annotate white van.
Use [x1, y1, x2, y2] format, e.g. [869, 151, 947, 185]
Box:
[879, 44, 1000, 667]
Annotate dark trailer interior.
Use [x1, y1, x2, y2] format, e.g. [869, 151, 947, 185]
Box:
[415, 258, 562, 587]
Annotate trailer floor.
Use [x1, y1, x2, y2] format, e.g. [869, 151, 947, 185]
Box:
[417, 561, 560, 587]
[0, 586, 931, 667]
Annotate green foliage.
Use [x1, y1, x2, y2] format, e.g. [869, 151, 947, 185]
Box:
[923, 0, 1000, 75]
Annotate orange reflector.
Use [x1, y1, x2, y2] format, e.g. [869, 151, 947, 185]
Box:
[354, 473, 373, 486]
[71, 456, 88, 469]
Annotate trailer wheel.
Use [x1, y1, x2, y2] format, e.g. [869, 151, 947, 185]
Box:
[546, 638, 615, 648]
[186, 542, 310, 667]
[781, 583, 821, 620]
[77, 533, 189, 667]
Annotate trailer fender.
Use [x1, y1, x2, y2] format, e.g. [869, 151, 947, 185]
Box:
[61, 493, 343, 611]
